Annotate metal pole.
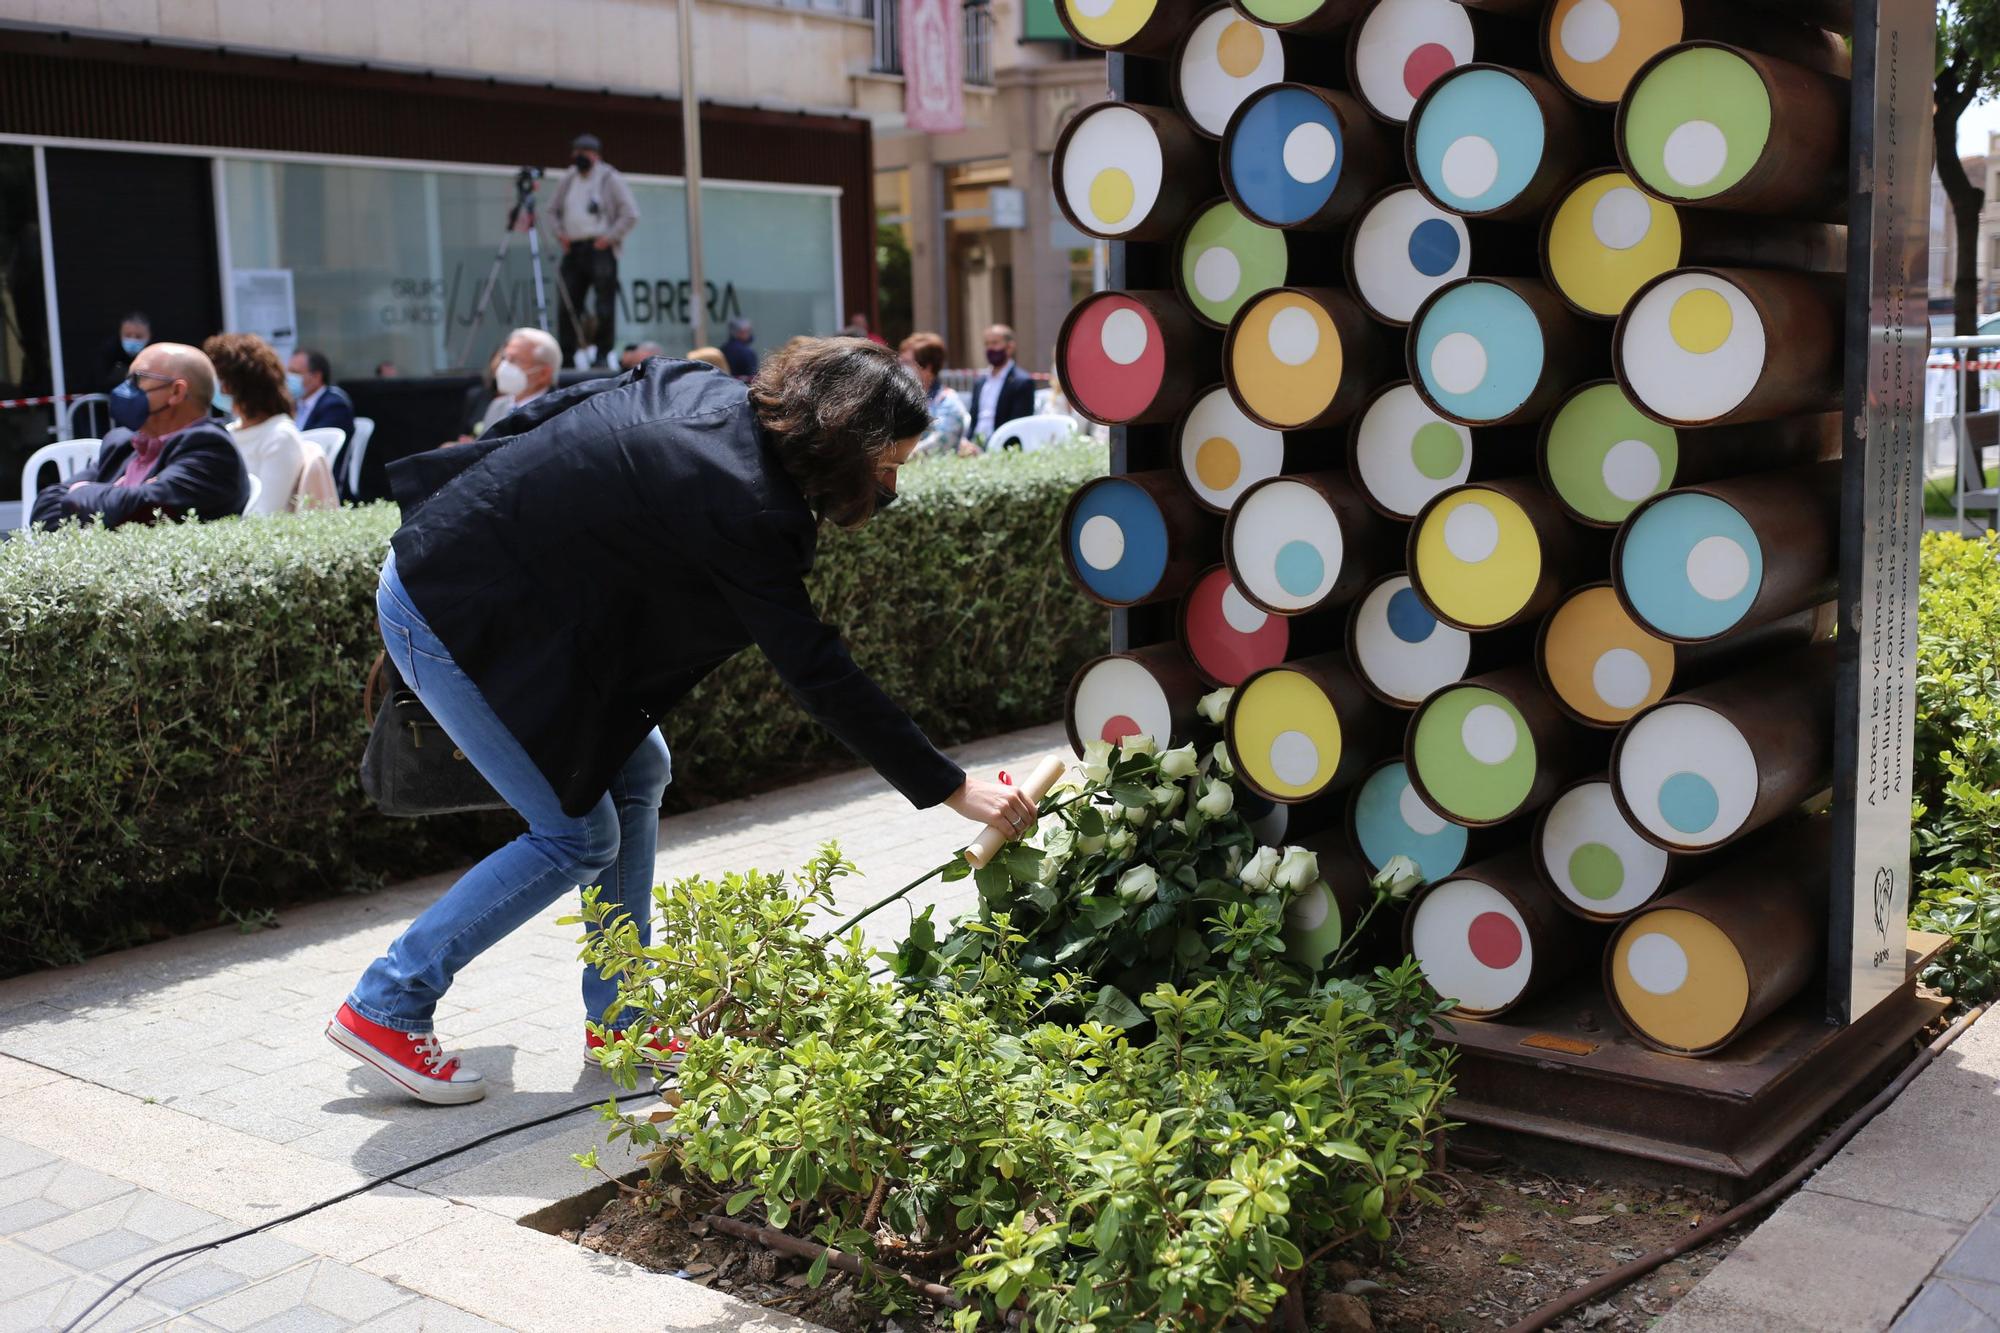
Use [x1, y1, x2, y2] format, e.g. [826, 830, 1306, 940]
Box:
[679, 0, 709, 348]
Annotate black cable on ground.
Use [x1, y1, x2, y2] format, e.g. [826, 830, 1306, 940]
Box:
[59, 1084, 666, 1333]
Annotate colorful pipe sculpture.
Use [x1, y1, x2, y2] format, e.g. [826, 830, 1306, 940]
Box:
[1065, 644, 1208, 755]
[1405, 848, 1596, 1017]
[1062, 471, 1219, 608]
[1225, 471, 1390, 614]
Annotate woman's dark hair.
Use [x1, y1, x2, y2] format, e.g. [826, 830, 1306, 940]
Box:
[750, 337, 930, 528]
[202, 332, 293, 422]
[898, 331, 948, 379]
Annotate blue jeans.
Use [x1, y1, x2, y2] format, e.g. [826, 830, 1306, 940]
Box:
[347, 552, 670, 1034]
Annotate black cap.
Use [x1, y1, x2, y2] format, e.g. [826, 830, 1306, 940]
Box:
[572, 133, 602, 152]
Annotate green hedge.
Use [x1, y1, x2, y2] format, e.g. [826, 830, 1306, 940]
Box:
[0, 445, 1107, 973]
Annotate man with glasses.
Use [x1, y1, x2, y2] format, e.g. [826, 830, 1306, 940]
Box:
[30, 342, 248, 530]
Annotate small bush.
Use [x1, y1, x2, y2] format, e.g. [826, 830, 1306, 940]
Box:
[0, 445, 1105, 972]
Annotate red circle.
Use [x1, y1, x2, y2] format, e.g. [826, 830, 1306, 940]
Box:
[1403, 43, 1457, 100]
[1101, 714, 1143, 743]
[1061, 294, 1167, 424]
[1467, 911, 1523, 970]
[1182, 567, 1290, 685]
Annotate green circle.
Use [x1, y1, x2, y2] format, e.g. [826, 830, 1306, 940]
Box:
[1622, 47, 1772, 202]
[1411, 687, 1537, 824]
[1411, 423, 1466, 481]
[1568, 843, 1626, 902]
[1285, 885, 1346, 971]
[1544, 383, 1679, 523]
[1238, 0, 1326, 23]
[1180, 200, 1289, 326]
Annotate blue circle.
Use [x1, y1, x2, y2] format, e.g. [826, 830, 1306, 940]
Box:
[1353, 762, 1468, 884]
[1659, 772, 1720, 835]
[1227, 87, 1345, 227]
[1275, 540, 1325, 597]
[1412, 69, 1546, 213]
[1408, 218, 1462, 277]
[1414, 281, 1546, 423]
[1619, 493, 1764, 639]
[1066, 478, 1168, 604]
[1386, 587, 1437, 644]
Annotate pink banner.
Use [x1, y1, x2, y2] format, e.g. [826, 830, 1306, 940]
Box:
[901, 0, 964, 134]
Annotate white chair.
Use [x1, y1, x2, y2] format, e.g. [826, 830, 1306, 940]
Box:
[299, 427, 346, 461]
[62, 394, 111, 440]
[17, 439, 103, 530]
[244, 474, 264, 515]
[987, 415, 1080, 455]
[344, 418, 375, 500]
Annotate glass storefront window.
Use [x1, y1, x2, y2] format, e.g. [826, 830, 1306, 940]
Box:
[0, 145, 52, 501]
[223, 158, 839, 378]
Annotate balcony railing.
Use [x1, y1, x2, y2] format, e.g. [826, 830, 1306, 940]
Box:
[867, 0, 995, 87]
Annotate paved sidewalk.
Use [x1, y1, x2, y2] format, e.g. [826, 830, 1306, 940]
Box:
[1657, 1007, 2000, 1333]
[0, 722, 1062, 1332]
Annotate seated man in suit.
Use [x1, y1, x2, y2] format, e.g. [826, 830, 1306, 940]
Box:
[32, 343, 246, 529]
[289, 348, 356, 440]
[969, 324, 1036, 449]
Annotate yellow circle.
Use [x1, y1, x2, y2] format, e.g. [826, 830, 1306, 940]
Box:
[1090, 168, 1136, 225]
[1545, 173, 1683, 318]
[1229, 668, 1343, 800]
[1668, 288, 1732, 354]
[1230, 292, 1342, 428]
[1610, 908, 1750, 1052]
[1413, 488, 1542, 628]
[1216, 19, 1264, 78]
[1065, 0, 1155, 49]
[1547, 0, 1685, 105]
[1541, 586, 1676, 723]
[1195, 436, 1242, 491]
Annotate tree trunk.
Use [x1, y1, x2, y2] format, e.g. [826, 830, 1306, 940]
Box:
[1937, 81, 1993, 492]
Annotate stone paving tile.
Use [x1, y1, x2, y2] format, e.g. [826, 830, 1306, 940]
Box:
[0, 1162, 135, 1217]
[1946, 1212, 2000, 1285]
[1894, 1278, 2000, 1332]
[188, 1259, 415, 1332]
[0, 1138, 55, 1181]
[0, 1271, 175, 1333]
[349, 1299, 507, 1332]
[0, 1241, 71, 1303]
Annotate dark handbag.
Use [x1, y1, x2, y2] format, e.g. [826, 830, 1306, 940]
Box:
[359, 652, 509, 817]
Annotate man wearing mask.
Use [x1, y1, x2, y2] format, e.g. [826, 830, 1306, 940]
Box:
[968, 324, 1035, 447]
[96, 311, 152, 391]
[548, 133, 640, 370]
[476, 328, 561, 435]
[720, 317, 758, 379]
[32, 343, 246, 529]
[289, 348, 357, 440]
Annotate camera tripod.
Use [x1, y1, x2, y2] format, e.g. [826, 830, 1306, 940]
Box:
[451, 167, 586, 371]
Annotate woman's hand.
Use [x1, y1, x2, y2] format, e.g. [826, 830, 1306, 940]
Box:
[946, 777, 1040, 842]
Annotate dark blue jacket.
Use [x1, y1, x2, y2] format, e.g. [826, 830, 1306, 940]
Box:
[31, 420, 248, 530]
[969, 364, 1037, 444]
[299, 384, 356, 439]
[720, 337, 758, 379]
[385, 358, 965, 818]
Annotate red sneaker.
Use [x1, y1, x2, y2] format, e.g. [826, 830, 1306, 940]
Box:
[326, 1003, 485, 1105]
[584, 1027, 685, 1061]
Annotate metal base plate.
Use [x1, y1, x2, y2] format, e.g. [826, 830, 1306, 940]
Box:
[1439, 936, 1949, 1197]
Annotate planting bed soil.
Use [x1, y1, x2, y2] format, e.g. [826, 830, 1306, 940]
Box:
[565, 1165, 1737, 1331]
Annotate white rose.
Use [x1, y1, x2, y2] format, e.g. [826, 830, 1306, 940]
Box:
[1081, 739, 1114, 784]
[1150, 784, 1185, 818]
[1116, 864, 1160, 904]
[1122, 733, 1158, 757]
[1168, 819, 1187, 836]
[1196, 779, 1234, 819]
[1240, 845, 1281, 891]
[1196, 688, 1234, 725]
[1107, 825, 1136, 855]
[1076, 832, 1107, 855]
[1208, 741, 1236, 779]
[1117, 801, 1153, 830]
[1159, 744, 1199, 780]
[1273, 846, 1320, 894]
[1223, 844, 1246, 878]
[1373, 854, 1424, 902]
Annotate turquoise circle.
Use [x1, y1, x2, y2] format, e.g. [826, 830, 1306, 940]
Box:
[1353, 762, 1468, 884]
[1619, 493, 1765, 639]
[1275, 540, 1325, 597]
[1412, 69, 1546, 213]
[1660, 772, 1720, 834]
[1413, 281, 1546, 423]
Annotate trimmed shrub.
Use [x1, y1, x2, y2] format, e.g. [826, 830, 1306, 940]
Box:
[0, 445, 1106, 972]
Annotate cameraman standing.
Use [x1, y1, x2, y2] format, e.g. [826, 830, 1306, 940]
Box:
[549, 133, 640, 369]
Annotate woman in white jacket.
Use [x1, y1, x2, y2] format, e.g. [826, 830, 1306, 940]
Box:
[203, 333, 337, 514]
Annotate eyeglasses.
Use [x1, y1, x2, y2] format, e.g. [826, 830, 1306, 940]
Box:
[121, 370, 180, 392]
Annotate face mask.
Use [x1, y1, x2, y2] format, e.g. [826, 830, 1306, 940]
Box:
[120, 337, 145, 356]
[986, 347, 1009, 368]
[873, 482, 898, 512]
[108, 379, 156, 432]
[494, 359, 530, 397]
[285, 372, 305, 397]
[212, 389, 234, 416]
[573, 153, 592, 171]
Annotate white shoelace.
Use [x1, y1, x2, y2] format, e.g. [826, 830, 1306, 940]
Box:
[406, 1031, 453, 1075]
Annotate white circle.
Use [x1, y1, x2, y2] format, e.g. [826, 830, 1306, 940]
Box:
[1592, 648, 1654, 710]
[1220, 584, 1268, 634]
[1282, 122, 1338, 185]
[1601, 438, 1664, 502]
[1440, 135, 1500, 200]
[1590, 187, 1653, 251]
[1267, 306, 1322, 367]
[1100, 308, 1149, 366]
[1662, 120, 1729, 189]
[1442, 501, 1500, 563]
[1193, 246, 1243, 304]
[1430, 332, 1488, 396]
[1460, 704, 1519, 765]
[1559, 0, 1621, 64]
[1074, 0, 1113, 17]
[1400, 783, 1449, 836]
[1289, 883, 1332, 931]
[1627, 932, 1690, 995]
[1077, 515, 1125, 571]
[1686, 535, 1752, 601]
[1270, 730, 1320, 786]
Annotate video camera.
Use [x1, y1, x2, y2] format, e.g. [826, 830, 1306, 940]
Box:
[514, 165, 543, 199]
